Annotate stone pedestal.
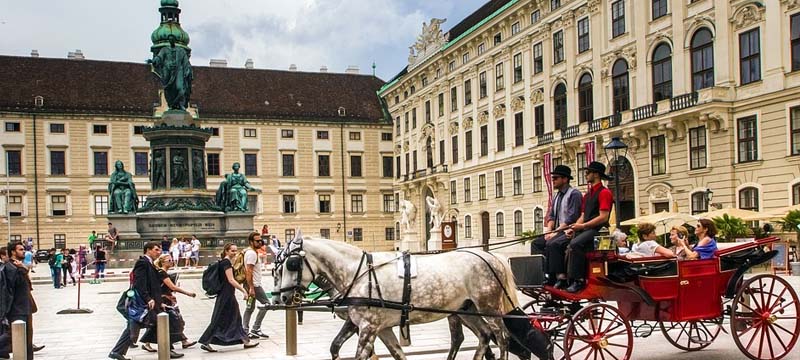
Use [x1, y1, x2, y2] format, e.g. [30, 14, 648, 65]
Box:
[107, 214, 141, 240]
[427, 228, 442, 251]
[400, 231, 421, 252]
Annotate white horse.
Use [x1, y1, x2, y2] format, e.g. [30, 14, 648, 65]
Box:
[274, 237, 522, 360]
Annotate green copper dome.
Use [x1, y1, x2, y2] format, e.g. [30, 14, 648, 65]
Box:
[161, 0, 179, 7]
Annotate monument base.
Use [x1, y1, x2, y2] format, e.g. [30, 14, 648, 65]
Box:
[157, 109, 196, 127]
[399, 231, 422, 252]
[427, 229, 442, 251]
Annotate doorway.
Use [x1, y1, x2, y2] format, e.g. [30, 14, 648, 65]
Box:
[480, 212, 490, 251]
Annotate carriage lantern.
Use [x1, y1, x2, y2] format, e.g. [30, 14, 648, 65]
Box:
[604, 137, 628, 229]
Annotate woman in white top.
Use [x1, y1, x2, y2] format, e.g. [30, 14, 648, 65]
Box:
[170, 238, 181, 265]
[628, 222, 676, 258]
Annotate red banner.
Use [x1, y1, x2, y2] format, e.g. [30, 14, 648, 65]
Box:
[543, 152, 553, 200]
[584, 141, 596, 165]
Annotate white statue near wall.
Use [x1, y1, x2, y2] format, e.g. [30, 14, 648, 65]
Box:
[426, 196, 444, 231]
[399, 200, 417, 232]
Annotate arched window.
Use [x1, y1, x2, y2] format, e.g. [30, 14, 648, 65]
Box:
[691, 28, 714, 91]
[578, 73, 593, 123]
[691, 192, 708, 215]
[464, 215, 473, 238]
[612, 59, 630, 113]
[553, 83, 567, 131]
[652, 43, 672, 101]
[514, 210, 523, 236]
[739, 187, 759, 212]
[793, 183, 800, 205]
[496, 213, 505, 238]
[534, 208, 544, 234]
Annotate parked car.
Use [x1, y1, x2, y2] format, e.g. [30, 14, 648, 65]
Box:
[35, 249, 50, 263]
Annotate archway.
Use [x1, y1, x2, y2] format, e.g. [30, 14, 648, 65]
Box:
[480, 211, 490, 251]
[608, 157, 636, 225]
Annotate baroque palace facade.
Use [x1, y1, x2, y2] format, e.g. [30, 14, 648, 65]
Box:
[381, 0, 800, 252]
[0, 56, 398, 251]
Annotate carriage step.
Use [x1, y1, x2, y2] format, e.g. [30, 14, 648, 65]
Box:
[634, 323, 654, 338]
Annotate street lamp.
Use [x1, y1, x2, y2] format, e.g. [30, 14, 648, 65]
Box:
[604, 137, 628, 229]
[704, 188, 714, 211]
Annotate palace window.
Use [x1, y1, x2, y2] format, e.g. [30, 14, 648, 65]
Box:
[553, 83, 567, 131]
[321, 229, 331, 239]
[385, 227, 395, 241]
[791, 106, 800, 156]
[464, 215, 472, 238]
[51, 195, 66, 216]
[531, 10, 540, 24]
[513, 166, 522, 195]
[425, 100, 432, 122]
[513, 53, 523, 83]
[438, 93, 445, 117]
[511, 21, 520, 35]
[244, 154, 257, 176]
[282, 195, 296, 214]
[451, 87, 458, 111]
[463, 177, 471, 202]
[50, 150, 66, 175]
[514, 112, 524, 147]
[207, 153, 220, 176]
[451, 136, 459, 164]
[576, 153, 587, 185]
[383, 194, 395, 212]
[496, 213, 505, 237]
[495, 170, 504, 198]
[793, 183, 800, 205]
[479, 174, 487, 200]
[93, 151, 108, 176]
[553, 31, 564, 64]
[92, 124, 107, 134]
[739, 187, 759, 212]
[319, 194, 331, 213]
[464, 80, 472, 105]
[612, 59, 630, 113]
[465, 130, 473, 160]
[495, 63, 505, 90]
[737, 116, 758, 163]
[691, 28, 714, 91]
[514, 210, 523, 236]
[652, 43, 673, 101]
[652, 0, 667, 20]
[134, 152, 148, 176]
[5, 122, 20, 132]
[792, 14, 800, 71]
[689, 126, 707, 169]
[533, 43, 543, 74]
[50, 123, 65, 133]
[349, 132, 361, 141]
[382, 156, 393, 178]
[282, 154, 294, 176]
[450, 180, 457, 204]
[739, 28, 761, 85]
[317, 130, 329, 140]
[479, 72, 487, 98]
[94, 195, 108, 215]
[577, 18, 590, 53]
[480, 125, 488, 156]
[534, 208, 544, 234]
[381, 132, 392, 141]
[611, 1, 625, 38]
[496, 119, 505, 152]
[691, 192, 707, 215]
[350, 155, 362, 177]
[532, 163, 543, 193]
[351, 194, 364, 213]
[534, 105, 545, 136]
[578, 73, 593, 123]
[285, 229, 296, 243]
[244, 128, 257, 138]
[650, 135, 666, 175]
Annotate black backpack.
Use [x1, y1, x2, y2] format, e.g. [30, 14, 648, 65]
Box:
[201, 260, 223, 296]
[47, 255, 56, 267]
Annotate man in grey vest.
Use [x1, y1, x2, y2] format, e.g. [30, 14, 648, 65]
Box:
[531, 165, 583, 289]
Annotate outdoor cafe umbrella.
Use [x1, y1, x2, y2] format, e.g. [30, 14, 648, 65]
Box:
[621, 211, 698, 236]
[696, 207, 761, 221]
[742, 204, 800, 221]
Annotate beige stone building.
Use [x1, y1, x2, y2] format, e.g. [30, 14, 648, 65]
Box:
[0, 55, 398, 251]
[380, 0, 800, 253]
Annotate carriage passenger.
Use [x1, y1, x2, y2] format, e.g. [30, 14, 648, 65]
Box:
[563, 162, 614, 293]
[530, 165, 583, 289]
[678, 219, 718, 260]
[668, 226, 691, 260]
[627, 222, 676, 258]
[612, 229, 630, 254]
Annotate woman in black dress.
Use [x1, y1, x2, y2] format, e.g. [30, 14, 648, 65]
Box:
[199, 243, 259, 352]
[139, 254, 198, 353]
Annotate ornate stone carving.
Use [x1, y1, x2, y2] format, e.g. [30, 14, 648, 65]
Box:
[492, 104, 506, 118]
[449, 121, 459, 135]
[463, 116, 474, 129]
[561, 11, 575, 27]
[394, 144, 402, 155]
[587, 0, 601, 13]
[782, 0, 800, 11]
[648, 184, 671, 201]
[421, 123, 436, 142]
[647, 31, 672, 51]
[601, 45, 637, 78]
[530, 88, 544, 104]
[140, 197, 222, 213]
[478, 110, 489, 125]
[408, 18, 448, 69]
[730, 4, 765, 30]
[510, 96, 524, 112]
[403, 140, 409, 151]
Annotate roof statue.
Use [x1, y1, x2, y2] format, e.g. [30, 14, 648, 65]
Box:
[408, 18, 448, 68]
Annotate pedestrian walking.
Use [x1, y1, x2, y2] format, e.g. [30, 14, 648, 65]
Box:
[108, 242, 165, 360]
[242, 232, 270, 339]
[94, 245, 108, 279]
[49, 248, 63, 289]
[3, 241, 37, 359]
[170, 238, 180, 266]
[139, 254, 197, 355]
[61, 248, 76, 286]
[22, 247, 35, 273]
[78, 245, 89, 278]
[181, 238, 191, 268]
[190, 235, 201, 267]
[198, 243, 259, 352]
[160, 235, 171, 255]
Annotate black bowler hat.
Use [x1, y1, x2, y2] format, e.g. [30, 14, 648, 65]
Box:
[584, 161, 612, 180]
[551, 165, 573, 180]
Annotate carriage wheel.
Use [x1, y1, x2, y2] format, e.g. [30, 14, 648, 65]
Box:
[563, 303, 633, 360]
[658, 318, 722, 351]
[730, 274, 800, 360]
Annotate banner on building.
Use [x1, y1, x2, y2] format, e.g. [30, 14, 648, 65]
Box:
[584, 141, 596, 165]
[543, 152, 553, 199]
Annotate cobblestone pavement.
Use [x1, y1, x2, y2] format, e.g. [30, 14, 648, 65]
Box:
[26, 266, 800, 360]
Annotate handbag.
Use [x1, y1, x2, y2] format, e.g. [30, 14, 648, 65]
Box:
[125, 289, 156, 327]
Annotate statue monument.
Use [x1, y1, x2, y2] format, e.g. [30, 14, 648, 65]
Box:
[426, 196, 444, 250]
[105, 0, 255, 264]
[108, 160, 138, 214]
[215, 163, 254, 212]
[399, 199, 420, 251]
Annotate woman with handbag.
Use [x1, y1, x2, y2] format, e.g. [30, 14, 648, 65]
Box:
[199, 243, 259, 352]
[138, 254, 198, 352]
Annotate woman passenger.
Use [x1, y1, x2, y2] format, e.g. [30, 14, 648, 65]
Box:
[680, 218, 718, 260]
[139, 254, 198, 353]
[668, 226, 691, 260]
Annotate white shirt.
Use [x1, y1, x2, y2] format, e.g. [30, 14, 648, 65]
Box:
[191, 239, 200, 252]
[631, 240, 660, 257]
[244, 248, 262, 287]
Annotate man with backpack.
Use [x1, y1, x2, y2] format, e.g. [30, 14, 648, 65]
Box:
[48, 248, 63, 289]
[242, 232, 270, 339]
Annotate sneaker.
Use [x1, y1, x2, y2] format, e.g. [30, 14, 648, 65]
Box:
[247, 331, 260, 339]
[250, 329, 269, 339]
[554, 279, 569, 290]
[566, 280, 586, 293]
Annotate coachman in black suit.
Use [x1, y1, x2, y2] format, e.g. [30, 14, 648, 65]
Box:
[109, 241, 163, 360]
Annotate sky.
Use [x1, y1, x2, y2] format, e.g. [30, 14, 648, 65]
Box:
[0, 0, 487, 80]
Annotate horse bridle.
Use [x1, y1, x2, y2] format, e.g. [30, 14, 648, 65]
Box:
[272, 238, 317, 303]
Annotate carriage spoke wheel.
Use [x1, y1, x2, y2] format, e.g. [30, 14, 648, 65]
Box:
[658, 318, 722, 351]
[731, 274, 800, 360]
[563, 303, 632, 360]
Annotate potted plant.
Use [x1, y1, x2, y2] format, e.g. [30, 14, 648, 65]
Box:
[712, 214, 750, 242]
[776, 210, 800, 275]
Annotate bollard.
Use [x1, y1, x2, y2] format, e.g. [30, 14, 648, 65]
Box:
[286, 309, 298, 355]
[11, 320, 27, 360]
[157, 312, 170, 360]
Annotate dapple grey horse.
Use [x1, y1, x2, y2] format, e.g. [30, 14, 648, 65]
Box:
[274, 237, 521, 360]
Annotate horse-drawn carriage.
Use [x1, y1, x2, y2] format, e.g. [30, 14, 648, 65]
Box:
[510, 236, 799, 360]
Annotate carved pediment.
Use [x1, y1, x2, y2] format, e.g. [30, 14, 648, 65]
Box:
[601, 45, 637, 78]
[783, 0, 800, 11]
[463, 116, 474, 129]
[394, 144, 402, 155]
[449, 121, 459, 135]
[420, 122, 436, 143]
[493, 104, 506, 118]
[730, 3, 765, 30]
[403, 140, 409, 152]
[408, 18, 448, 69]
[530, 88, 544, 104]
[478, 111, 489, 125]
[511, 96, 525, 112]
[648, 184, 672, 201]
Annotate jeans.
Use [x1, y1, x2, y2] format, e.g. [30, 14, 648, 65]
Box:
[51, 267, 62, 288]
[95, 263, 106, 278]
[243, 286, 269, 332]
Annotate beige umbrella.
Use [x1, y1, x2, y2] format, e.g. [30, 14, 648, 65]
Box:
[696, 207, 761, 220]
[745, 204, 800, 221]
[620, 211, 698, 235]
